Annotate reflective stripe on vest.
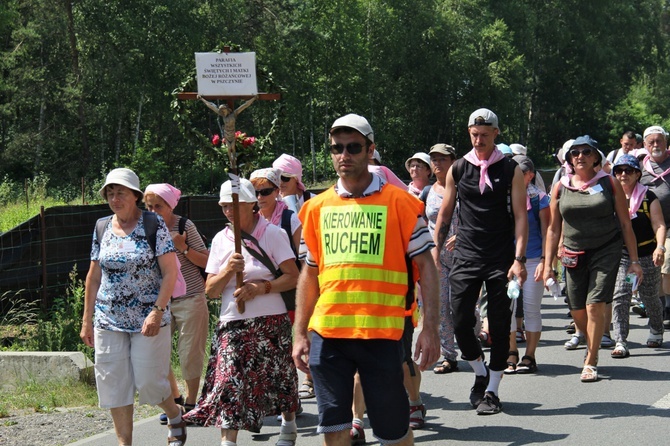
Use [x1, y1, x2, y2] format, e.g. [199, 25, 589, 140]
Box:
[300, 186, 422, 340]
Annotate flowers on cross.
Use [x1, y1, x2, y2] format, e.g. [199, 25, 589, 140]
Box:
[211, 131, 256, 148]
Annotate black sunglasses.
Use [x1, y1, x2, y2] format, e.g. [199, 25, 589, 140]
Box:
[280, 175, 293, 183]
[329, 142, 365, 155]
[255, 187, 276, 197]
[569, 148, 593, 158]
[613, 167, 636, 176]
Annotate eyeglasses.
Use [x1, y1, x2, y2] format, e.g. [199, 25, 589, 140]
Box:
[280, 175, 294, 183]
[329, 142, 365, 155]
[409, 162, 428, 169]
[255, 187, 276, 197]
[613, 167, 636, 176]
[569, 148, 594, 158]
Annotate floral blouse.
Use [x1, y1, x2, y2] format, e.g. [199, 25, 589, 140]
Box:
[91, 213, 175, 332]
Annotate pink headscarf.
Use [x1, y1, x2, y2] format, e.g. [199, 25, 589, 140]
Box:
[144, 183, 182, 210]
[273, 154, 306, 191]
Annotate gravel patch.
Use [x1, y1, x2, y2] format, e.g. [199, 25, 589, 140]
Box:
[0, 405, 160, 446]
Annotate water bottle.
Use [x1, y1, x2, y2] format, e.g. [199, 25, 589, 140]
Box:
[625, 273, 638, 291]
[507, 278, 521, 300]
[546, 278, 561, 300]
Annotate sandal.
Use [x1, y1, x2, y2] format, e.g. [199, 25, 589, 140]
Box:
[298, 379, 315, 399]
[611, 342, 629, 358]
[516, 355, 538, 374]
[516, 328, 526, 343]
[580, 365, 598, 382]
[167, 418, 187, 446]
[433, 358, 459, 374]
[504, 350, 519, 375]
[276, 431, 297, 446]
[647, 332, 663, 348]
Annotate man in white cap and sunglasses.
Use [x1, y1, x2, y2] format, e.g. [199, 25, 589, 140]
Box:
[293, 113, 439, 445]
[433, 108, 528, 415]
[640, 125, 670, 331]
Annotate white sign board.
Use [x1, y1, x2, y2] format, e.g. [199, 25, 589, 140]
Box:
[195, 52, 258, 96]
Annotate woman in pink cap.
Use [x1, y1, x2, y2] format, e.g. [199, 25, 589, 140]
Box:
[144, 183, 210, 423]
[272, 154, 313, 213]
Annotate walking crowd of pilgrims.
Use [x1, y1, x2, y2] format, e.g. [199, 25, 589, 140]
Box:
[82, 108, 670, 446]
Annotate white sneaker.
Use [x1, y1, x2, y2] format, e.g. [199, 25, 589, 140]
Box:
[564, 333, 584, 350]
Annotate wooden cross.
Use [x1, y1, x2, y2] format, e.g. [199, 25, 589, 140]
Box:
[177, 50, 279, 313]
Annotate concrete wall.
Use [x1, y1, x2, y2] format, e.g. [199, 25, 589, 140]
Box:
[0, 352, 94, 390]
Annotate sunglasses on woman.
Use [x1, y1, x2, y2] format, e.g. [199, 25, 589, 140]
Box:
[613, 167, 636, 176]
[569, 148, 593, 158]
[329, 142, 365, 155]
[255, 187, 277, 197]
[280, 175, 294, 183]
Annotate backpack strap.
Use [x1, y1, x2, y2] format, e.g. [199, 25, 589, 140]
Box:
[178, 216, 187, 235]
[94, 211, 158, 255]
[419, 185, 431, 206]
[281, 208, 299, 258]
[95, 216, 113, 245]
[142, 211, 158, 255]
[530, 194, 540, 223]
[239, 230, 278, 275]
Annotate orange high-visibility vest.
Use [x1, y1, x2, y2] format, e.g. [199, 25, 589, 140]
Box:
[299, 184, 423, 340]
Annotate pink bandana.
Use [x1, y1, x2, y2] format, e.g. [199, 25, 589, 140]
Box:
[559, 170, 608, 192]
[407, 182, 423, 197]
[642, 154, 670, 183]
[144, 183, 181, 210]
[463, 148, 505, 194]
[627, 182, 648, 219]
[267, 199, 289, 226]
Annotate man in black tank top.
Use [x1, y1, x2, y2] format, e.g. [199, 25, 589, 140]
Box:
[433, 108, 528, 415]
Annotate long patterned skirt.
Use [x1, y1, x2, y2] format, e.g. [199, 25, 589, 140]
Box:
[182, 314, 299, 432]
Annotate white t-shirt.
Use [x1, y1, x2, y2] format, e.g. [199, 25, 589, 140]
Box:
[206, 217, 294, 321]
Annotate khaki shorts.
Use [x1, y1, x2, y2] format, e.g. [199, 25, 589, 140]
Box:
[171, 293, 209, 380]
[94, 325, 172, 408]
[661, 238, 670, 275]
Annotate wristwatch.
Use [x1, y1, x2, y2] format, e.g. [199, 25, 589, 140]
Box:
[153, 304, 166, 312]
[659, 246, 666, 253]
[514, 256, 527, 264]
[182, 246, 189, 255]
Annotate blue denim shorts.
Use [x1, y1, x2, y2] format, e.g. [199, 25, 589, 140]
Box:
[309, 332, 410, 443]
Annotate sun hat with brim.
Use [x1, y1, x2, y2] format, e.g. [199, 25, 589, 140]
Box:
[566, 135, 601, 165]
[510, 143, 527, 156]
[219, 178, 257, 204]
[557, 139, 575, 164]
[429, 144, 457, 158]
[99, 168, 143, 200]
[496, 143, 513, 156]
[612, 154, 641, 172]
[405, 152, 433, 173]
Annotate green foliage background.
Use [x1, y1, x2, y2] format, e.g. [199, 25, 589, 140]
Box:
[2, 0, 670, 192]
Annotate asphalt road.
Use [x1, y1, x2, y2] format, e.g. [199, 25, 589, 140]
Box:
[71, 292, 670, 445]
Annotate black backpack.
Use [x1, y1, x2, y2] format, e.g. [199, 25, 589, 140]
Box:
[280, 208, 302, 271]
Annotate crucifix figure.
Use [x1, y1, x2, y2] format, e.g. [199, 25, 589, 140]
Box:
[198, 95, 257, 167]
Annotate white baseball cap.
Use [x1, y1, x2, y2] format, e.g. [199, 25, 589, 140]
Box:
[330, 114, 374, 142]
[219, 178, 257, 204]
[643, 125, 667, 139]
[468, 108, 499, 130]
